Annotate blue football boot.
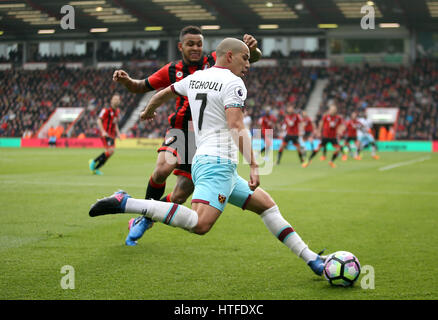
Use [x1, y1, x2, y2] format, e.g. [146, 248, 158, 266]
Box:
[125, 216, 154, 246]
[307, 249, 328, 276]
[88, 159, 96, 174]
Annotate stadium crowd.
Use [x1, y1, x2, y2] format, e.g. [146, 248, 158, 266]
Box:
[0, 66, 147, 138]
[1, 57, 436, 141]
[316, 58, 438, 140]
[0, 49, 22, 64]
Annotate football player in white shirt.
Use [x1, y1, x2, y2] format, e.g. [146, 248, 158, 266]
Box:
[89, 38, 327, 277]
[357, 116, 380, 159]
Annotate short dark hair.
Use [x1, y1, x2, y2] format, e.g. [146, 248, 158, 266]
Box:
[179, 25, 202, 42]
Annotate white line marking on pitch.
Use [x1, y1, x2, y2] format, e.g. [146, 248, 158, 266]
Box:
[378, 156, 431, 171]
[271, 187, 438, 196]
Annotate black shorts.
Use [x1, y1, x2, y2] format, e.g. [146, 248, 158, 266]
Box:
[283, 135, 300, 145]
[102, 136, 115, 148]
[303, 131, 313, 139]
[158, 128, 196, 175]
[320, 137, 340, 148]
[345, 136, 357, 143]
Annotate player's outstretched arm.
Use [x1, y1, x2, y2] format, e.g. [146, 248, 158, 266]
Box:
[113, 69, 151, 94]
[226, 108, 260, 190]
[140, 86, 177, 121]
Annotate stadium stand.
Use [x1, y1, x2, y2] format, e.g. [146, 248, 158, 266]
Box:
[0, 65, 152, 138]
[1, 56, 436, 140]
[316, 58, 438, 140]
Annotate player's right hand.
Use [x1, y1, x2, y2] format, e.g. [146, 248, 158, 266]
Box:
[113, 69, 129, 83]
[249, 164, 260, 191]
[140, 108, 156, 121]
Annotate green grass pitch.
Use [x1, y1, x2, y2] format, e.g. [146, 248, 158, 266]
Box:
[0, 148, 437, 300]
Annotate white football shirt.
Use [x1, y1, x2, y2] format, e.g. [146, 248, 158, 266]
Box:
[172, 66, 247, 162]
[358, 117, 371, 134]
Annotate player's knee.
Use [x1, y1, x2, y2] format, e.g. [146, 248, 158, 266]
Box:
[259, 199, 277, 212]
[193, 222, 212, 235]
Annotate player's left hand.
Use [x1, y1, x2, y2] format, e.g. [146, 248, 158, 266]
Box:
[243, 34, 258, 51]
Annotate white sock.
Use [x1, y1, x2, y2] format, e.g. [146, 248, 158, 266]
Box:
[260, 205, 318, 263]
[125, 198, 198, 232]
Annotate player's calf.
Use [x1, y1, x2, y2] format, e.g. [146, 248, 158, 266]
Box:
[170, 175, 194, 204]
[244, 188, 325, 275]
[91, 194, 199, 232]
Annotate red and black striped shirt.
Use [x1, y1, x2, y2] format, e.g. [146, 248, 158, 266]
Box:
[99, 107, 120, 138]
[145, 52, 217, 131]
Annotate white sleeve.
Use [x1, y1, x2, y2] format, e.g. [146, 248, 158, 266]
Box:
[172, 75, 191, 97]
[223, 77, 247, 109]
[98, 108, 106, 119]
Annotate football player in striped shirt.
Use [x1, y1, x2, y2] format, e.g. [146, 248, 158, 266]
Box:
[89, 93, 121, 175]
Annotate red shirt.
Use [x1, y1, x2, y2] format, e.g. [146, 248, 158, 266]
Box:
[146, 52, 217, 131]
[99, 107, 120, 138]
[259, 115, 277, 129]
[259, 114, 277, 131]
[345, 119, 361, 137]
[283, 113, 302, 136]
[303, 116, 314, 133]
[322, 114, 343, 139]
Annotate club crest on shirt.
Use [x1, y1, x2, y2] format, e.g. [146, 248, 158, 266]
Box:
[218, 194, 226, 204]
[176, 71, 183, 78]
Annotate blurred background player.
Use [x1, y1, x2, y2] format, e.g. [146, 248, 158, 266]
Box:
[301, 110, 315, 158]
[357, 114, 380, 160]
[317, 110, 328, 161]
[258, 109, 276, 161]
[341, 111, 361, 161]
[88, 93, 121, 175]
[113, 26, 262, 245]
[302, 104, 344, 168]
[276, 105, 304, 165]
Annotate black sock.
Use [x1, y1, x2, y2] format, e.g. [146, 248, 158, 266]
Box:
[297, 150, 304, 163]
[331, 151, 340, 162]
[308, 149, 318, 161]
[277, 150, 283, 163]
[94, 152, 108, 169]
[145, 177, 166, 200]
[159, 194, 171, 202]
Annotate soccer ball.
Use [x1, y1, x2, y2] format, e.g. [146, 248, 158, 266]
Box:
[323, 251, 361, 287]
